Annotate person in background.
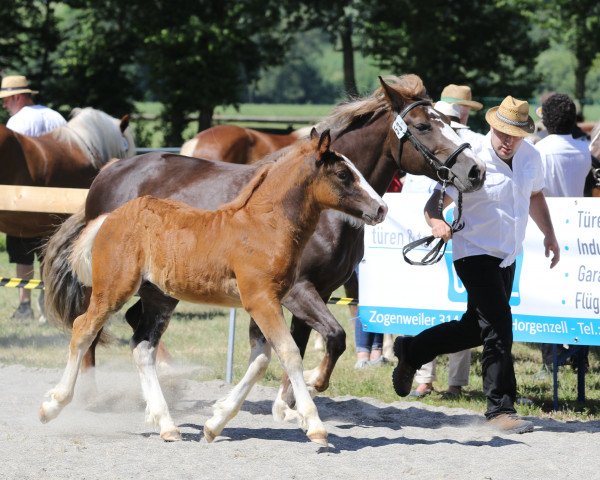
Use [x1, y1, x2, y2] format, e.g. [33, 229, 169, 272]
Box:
[392, 95, 560, 434]
[439, 84, 485, 148]
[535, 93, 591, 378]
[0, 75, 66, 321]
[353, 173, 403, 369]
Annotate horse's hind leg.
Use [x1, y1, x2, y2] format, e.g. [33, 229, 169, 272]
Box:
[78, 331, 102, 403]
[39, 299, 117, 423]
[204, 320, 272, 443]
[128, 285, 180, 441]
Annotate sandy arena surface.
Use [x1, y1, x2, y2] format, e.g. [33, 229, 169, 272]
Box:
[1, 362, 599, 480]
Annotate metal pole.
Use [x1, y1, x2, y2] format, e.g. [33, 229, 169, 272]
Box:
[226, 308, 237, 384]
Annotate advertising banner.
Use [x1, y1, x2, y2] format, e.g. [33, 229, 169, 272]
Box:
[358, 193, 600, 345]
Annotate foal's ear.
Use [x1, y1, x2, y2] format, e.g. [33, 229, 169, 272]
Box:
[379, 76, 405, 113]
[317, 129, 331, 156]
[310, 127, 319, 140]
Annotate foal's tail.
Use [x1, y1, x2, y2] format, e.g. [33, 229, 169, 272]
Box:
[42, 209, 109, 342]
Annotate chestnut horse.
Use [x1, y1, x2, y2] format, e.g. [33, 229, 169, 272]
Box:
[39, 129, 387, 445]
[0, 107, 135, 238]
[180, 124, 310, 163]
[43, 75, 485, 417]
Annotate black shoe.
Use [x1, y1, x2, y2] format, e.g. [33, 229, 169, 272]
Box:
[392, 337, 416, 397]
[11, 301, 34, 321]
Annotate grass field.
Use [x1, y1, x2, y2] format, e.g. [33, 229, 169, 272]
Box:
[133, 102, 600, 149]
[0, 245, 599, 422]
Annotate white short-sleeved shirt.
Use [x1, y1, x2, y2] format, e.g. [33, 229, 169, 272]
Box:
[401, 173, 437, 194]
[7, 104, 66, 137]
[536, 134, 590, 197]
[444, 132, 544, 267]
[457, 128, 485, 150]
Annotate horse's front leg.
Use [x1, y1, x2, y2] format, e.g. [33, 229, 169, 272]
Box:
[78, 331, 101, 403]
[203, 321, 272, 443]
[249, 294, 328, 446]
[274, 282, 346, 416]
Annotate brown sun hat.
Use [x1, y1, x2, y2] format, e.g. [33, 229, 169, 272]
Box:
[485, 96, 535, 138]
[0, 75, 38, 98]
[440, 84, 483, 110]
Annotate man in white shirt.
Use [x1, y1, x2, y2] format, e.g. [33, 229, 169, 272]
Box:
[0, 75, 66, 320]
[535, 93, 591, 375]
[393, 96, 560, 434]
[536, 93, 590, 197]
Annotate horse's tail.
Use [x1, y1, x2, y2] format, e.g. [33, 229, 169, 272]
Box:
[42, 209, 110, 343]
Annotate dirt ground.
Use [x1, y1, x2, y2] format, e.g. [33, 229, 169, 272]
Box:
[1, 362, 599, 480]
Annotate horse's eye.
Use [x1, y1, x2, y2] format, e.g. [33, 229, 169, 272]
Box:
[415, 123, 431, 132]
[336, 170, 351, 182]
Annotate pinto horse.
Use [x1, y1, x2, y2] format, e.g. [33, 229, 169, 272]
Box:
[0, 107, 135, 238]
[586, 123, 600, 197]
[39, 129, 387, 445]
[43, 75, 485, 418]
[179, 124, 310, 163]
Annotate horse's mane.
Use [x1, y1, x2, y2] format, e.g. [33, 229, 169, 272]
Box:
[51, 107, 135, 168]
[317, 74, 427, 132]
[590, 122, 600, 158]
[220, 140, 311, 213]
[220, 162, 275, 213]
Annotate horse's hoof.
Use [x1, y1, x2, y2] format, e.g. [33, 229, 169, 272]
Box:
[160, 428, 181, 442]
[203, 426, 216, 443]
[38, 403, 57, 424]
[307, 431, 328, 446]
[38, 406, 50, 424]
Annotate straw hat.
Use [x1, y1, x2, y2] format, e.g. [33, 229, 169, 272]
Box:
[433, 101, 468, 129]
[0, 75, 38, 98]
[485, 96, 535, 138]
[440, 84, 483, 110]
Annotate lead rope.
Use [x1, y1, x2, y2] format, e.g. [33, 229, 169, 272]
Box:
[402, 185, 464, 266]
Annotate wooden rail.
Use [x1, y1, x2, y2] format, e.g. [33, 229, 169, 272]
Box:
[0, 185, 88, 214]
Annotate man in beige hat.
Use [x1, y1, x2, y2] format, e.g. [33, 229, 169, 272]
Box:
[393, 95, 560, 434]
[1, 74, 66, 321]
[440, 84, 485, 147]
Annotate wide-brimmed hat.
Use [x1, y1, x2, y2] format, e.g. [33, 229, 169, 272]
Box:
[0, 75, 38, 99]
[485, 96, 535, 138]
[440, 84, 483, 111]
[433, 101, 468, 129]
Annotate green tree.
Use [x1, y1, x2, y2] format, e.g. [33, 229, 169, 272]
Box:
[0, 0, 63, 114]
[48, 1, 140, 116]
[133, 0, 292, 145]
[527, 0, 600, 114]
[361, 0, 543, 100]
[284, 0, 370, 98]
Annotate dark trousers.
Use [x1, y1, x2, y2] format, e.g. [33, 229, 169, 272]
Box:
[406, 255, 517, 418]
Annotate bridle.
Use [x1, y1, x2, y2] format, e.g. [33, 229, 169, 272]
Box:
[391, 99, 471, 266]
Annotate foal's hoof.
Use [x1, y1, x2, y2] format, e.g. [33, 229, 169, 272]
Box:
[160, 428, 182, 442]
[38, 405, 51, 424]
[203, 426, 217, 443]
[307, 430, 329, 446]
[39, 397, 61, 424]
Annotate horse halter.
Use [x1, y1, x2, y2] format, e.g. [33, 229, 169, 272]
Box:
[392, 99, 470, 266]
[392, 99, 471, 183]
